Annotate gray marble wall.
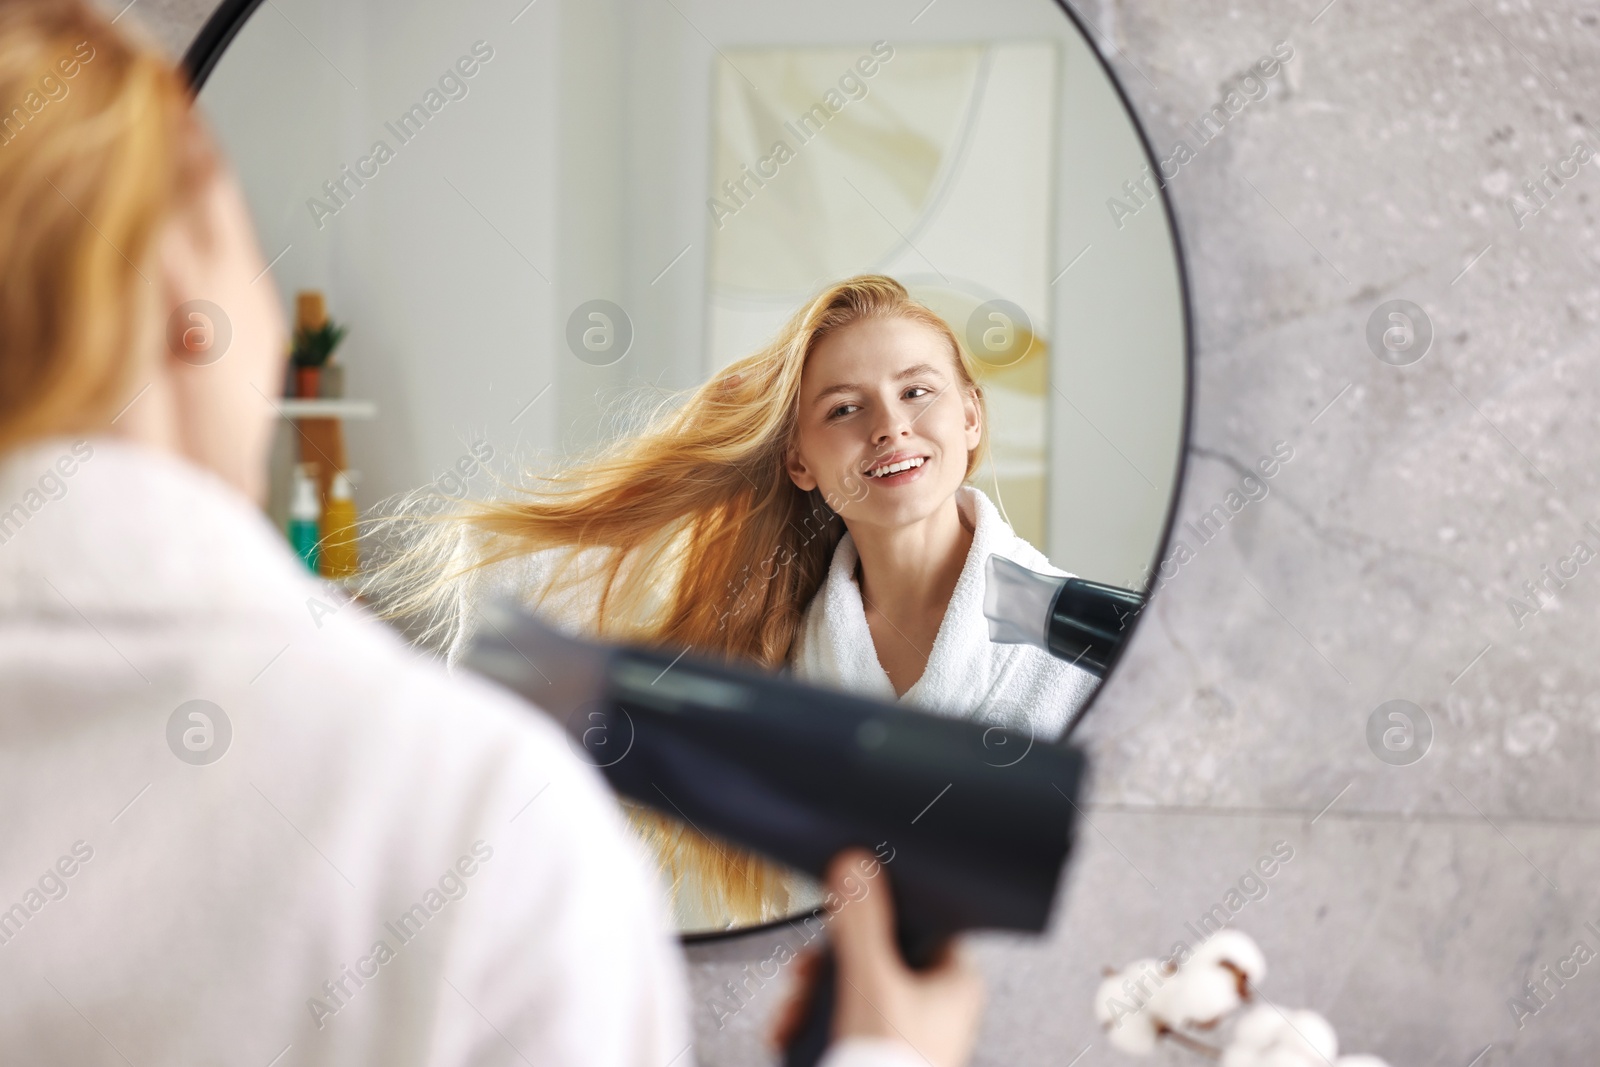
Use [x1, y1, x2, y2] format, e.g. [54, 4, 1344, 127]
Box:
[680, 0, 1600, 1060]
[142, 0, 1600, 1063]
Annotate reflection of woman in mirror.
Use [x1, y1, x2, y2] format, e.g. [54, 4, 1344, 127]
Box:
[366, 274, 1097, 927]
[781, 279, 1098, 727]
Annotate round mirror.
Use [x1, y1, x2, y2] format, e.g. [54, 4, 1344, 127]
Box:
[190, 0, 1190, 938]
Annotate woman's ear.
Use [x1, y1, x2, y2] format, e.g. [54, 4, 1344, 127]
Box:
[963, 384, 983, 449]
[785, 447, 818, 492]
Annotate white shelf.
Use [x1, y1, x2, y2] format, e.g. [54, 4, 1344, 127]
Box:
[277, 398, 377, 419]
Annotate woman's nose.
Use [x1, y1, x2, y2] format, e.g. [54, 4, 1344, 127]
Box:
[870, 401, 913, 444]
[871, 425, 910, 449]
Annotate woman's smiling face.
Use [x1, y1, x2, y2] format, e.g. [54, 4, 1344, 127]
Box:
[786, 315, 982, 529]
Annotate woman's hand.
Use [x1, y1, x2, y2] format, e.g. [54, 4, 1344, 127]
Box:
[773, 848, 985, 1067]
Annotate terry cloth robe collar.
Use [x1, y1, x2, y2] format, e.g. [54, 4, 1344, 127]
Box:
[789, 484, 1100, 739]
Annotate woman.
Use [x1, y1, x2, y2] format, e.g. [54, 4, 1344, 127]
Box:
[389, 276, 1098, 926]
[0, 3, 978, 1065]
[782, 281, 1100, 734]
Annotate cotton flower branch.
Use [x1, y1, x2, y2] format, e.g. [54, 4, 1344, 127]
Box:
[1092, 930, 1390, 1067]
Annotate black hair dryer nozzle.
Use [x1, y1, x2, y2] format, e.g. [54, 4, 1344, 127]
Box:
[982, 555, 1146, 678]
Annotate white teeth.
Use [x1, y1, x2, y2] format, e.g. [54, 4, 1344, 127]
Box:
[868, 456, 926, 478]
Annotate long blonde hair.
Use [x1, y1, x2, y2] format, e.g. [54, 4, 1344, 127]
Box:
[365, 274, 992, 923]
[0, 0, 218, 455]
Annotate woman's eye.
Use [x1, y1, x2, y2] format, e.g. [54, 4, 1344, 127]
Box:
[829, 403, 858, 419]
[905, 386, 931, 400]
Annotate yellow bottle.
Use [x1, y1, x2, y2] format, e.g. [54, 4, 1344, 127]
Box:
[319, 469, 360, 581]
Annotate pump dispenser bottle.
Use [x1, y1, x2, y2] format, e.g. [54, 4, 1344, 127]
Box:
[287, 464, 321, 573]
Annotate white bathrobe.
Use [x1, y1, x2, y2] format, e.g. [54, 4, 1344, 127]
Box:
[0, 435, 916, 1067]
[790, 484, 1101, 741]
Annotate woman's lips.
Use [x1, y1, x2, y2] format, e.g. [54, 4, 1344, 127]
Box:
[864, 455, 930, 487]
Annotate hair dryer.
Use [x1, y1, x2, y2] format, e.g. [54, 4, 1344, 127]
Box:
[462, 599, 1088, 1067]
[982, 555, 1146, 678]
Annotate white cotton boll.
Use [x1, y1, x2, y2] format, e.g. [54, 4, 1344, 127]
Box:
[1093, 974, 1122, 1027]
[1222, 1005, 1339, 1067]
[1221, 1044, 1319, 1067]
[1094, 960, 1166, 1054]
[1220, 1041, 1289, 1067]
[1147, 964, 1242, 1028]
[1220, 1046, 1255, 1067]
[1093, 961, 1159, 1024]
[1093, 974, 1157, 1055]
[1262, 1052, 1318, 1067]
[1191, 929, 1268, 986]
[1229, 1004, 1283, 1050]
[1106, 1009, 1160, 1054]
[1285, 1010, 1339, 1059]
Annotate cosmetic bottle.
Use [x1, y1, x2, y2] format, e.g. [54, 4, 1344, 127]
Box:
[288, 464, 321, 573]
[319, 470, 360, 580]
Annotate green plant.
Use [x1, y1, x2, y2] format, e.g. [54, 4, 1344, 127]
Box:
[291, 320, 349, 368]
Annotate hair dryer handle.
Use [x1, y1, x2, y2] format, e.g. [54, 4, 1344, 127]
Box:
[783, 929, 948, 1067]
[782, 946, 837, 1067]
